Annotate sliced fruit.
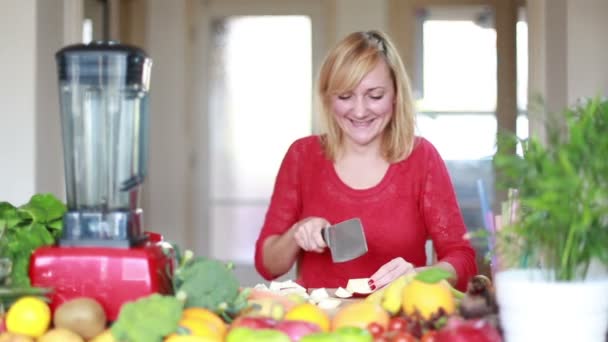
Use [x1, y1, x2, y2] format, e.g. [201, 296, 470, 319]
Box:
[346, 278, 373, 294]
[334, 287, 353, 299]
[316, 298, 341, 311]
[309, 288, 330, 303]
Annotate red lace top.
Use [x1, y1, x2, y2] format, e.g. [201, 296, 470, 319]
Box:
[254, 135, 477, 291]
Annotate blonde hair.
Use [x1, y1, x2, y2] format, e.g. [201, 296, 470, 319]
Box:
[316, 30, 416, 162]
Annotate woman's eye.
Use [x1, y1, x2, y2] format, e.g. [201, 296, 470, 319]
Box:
[370, 94, 384, 100]
[337, 94, 352, 100]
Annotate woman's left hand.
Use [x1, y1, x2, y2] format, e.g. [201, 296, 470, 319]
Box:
[369, 257, 416, 290]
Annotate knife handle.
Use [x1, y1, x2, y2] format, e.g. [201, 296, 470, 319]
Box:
[320, 227, 331, 247]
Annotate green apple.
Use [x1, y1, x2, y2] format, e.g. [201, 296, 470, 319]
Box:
[226, 327, 255, 342]
[254, 329, 291, 342]
[334, 326, 373, 342]
[226, 327, 291, 342]
[299, 332, 342, 342]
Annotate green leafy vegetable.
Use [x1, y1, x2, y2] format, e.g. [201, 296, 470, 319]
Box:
[173, 252, 248, 322]
[414, 268, 453, 284]
[0, 193, 66, 287]
[111, 294, 183, 342]
[415, 268, 465, 299]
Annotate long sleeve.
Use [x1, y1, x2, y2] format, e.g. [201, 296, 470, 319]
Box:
[420, 143, 478, 291]
[254, 140, 303, 280]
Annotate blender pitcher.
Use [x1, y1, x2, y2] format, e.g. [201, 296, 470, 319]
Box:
[56, 41, 151, 246]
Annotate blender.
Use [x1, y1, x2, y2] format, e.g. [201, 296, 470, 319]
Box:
[29, 42, 173, 320]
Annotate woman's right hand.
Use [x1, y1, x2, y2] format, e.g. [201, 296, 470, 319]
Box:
[292, 217, 331, 253]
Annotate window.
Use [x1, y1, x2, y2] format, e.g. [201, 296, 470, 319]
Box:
[413, 6, 528, 259]
[208, 16, 312, 263]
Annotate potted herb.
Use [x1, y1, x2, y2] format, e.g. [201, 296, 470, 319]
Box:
[491, 97, 608, 341]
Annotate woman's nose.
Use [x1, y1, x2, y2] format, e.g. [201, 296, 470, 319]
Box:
[352, 97, 368, 117]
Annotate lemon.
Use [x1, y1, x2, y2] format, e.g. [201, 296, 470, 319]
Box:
[284, 303, 330, 332]
[402, 279, 455, 320]
[5, 296, 51, 338]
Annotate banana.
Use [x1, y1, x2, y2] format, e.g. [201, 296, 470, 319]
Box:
[364, 285, 386, 305]
[381, 273, 416, 315]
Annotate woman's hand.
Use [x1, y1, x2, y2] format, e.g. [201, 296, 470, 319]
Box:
[369, 257, 416, 290]
[292, 217, 331, 253]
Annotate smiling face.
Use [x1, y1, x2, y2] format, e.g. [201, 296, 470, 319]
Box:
[330, 59, 395, 150]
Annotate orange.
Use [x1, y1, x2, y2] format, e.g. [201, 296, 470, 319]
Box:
[331, 301, 390, 331]
[176, 317, 223, 341]
[401, 279, 455, 320]
[5, 296, 51, 338]
[181, 308, 227, 337]
[284, 303, 331, 332]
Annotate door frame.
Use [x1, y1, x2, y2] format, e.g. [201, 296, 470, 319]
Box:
[187, 0, 330, 284]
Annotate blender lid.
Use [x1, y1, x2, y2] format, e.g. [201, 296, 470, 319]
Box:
[56, 41, 152, 88]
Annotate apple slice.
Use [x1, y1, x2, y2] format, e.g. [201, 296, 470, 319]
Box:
[309, 288, 330, 303]
[334, 287, 353, 299]
[316, 298, 342, 311]
[346, 278, 373, 294]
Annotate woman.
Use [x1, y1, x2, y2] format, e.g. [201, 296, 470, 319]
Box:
[254, 30, 477, 292]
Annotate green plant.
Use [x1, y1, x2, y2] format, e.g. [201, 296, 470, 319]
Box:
[494, 97, 608, 281]
[0, 193, 66, 287]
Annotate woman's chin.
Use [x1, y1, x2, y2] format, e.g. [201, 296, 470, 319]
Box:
[345, 132, 380, 147]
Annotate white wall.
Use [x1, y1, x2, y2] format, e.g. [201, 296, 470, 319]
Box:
[527, 0, 608, 139]
[334, 0, 388, 39]
[0, 0, 81, 206]
[0, 1, 37, 205]
[144, 0, 191, 248]
[566, 0, 608, 103]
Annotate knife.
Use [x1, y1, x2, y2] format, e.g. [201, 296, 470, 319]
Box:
[321, 218, 368, 263]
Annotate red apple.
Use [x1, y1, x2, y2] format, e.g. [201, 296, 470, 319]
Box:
[275, 320, 321, 341]
[392, 332, 417, 342]
[387, 317, 409, 333]
[231, 316, 277, 330]
[367, 322, 385, 339]
[434, 318, 501, 342]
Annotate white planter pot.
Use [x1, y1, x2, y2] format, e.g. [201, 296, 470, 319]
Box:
[495, 269, 608, 342]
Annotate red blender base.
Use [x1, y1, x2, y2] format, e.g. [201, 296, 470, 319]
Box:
[29, 241, 174, 321]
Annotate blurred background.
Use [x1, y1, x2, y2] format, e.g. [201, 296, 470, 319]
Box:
[1, 0, 607, 285]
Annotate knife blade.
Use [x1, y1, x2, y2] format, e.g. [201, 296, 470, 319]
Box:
[321, 218, 368, 263]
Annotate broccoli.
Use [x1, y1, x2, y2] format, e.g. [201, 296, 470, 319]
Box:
[111, 294, 183, 342]
[172, 253, 249, 322]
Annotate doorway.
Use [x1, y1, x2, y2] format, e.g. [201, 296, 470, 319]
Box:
[192, 0, 326, 286]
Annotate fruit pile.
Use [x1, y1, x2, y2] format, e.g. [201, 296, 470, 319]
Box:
[0, 253, 501, 342]
[0, 295, 111, 341]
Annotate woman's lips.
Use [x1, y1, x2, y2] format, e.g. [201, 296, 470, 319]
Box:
[349, 118, 375, 127]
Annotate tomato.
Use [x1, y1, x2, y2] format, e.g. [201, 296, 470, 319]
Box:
[420, 330, 437, 342]
[367, 322, 385, 339]
[387, 317, 409, 333]
[373, 336, 390, 342]
[392, 331, 417, 342]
